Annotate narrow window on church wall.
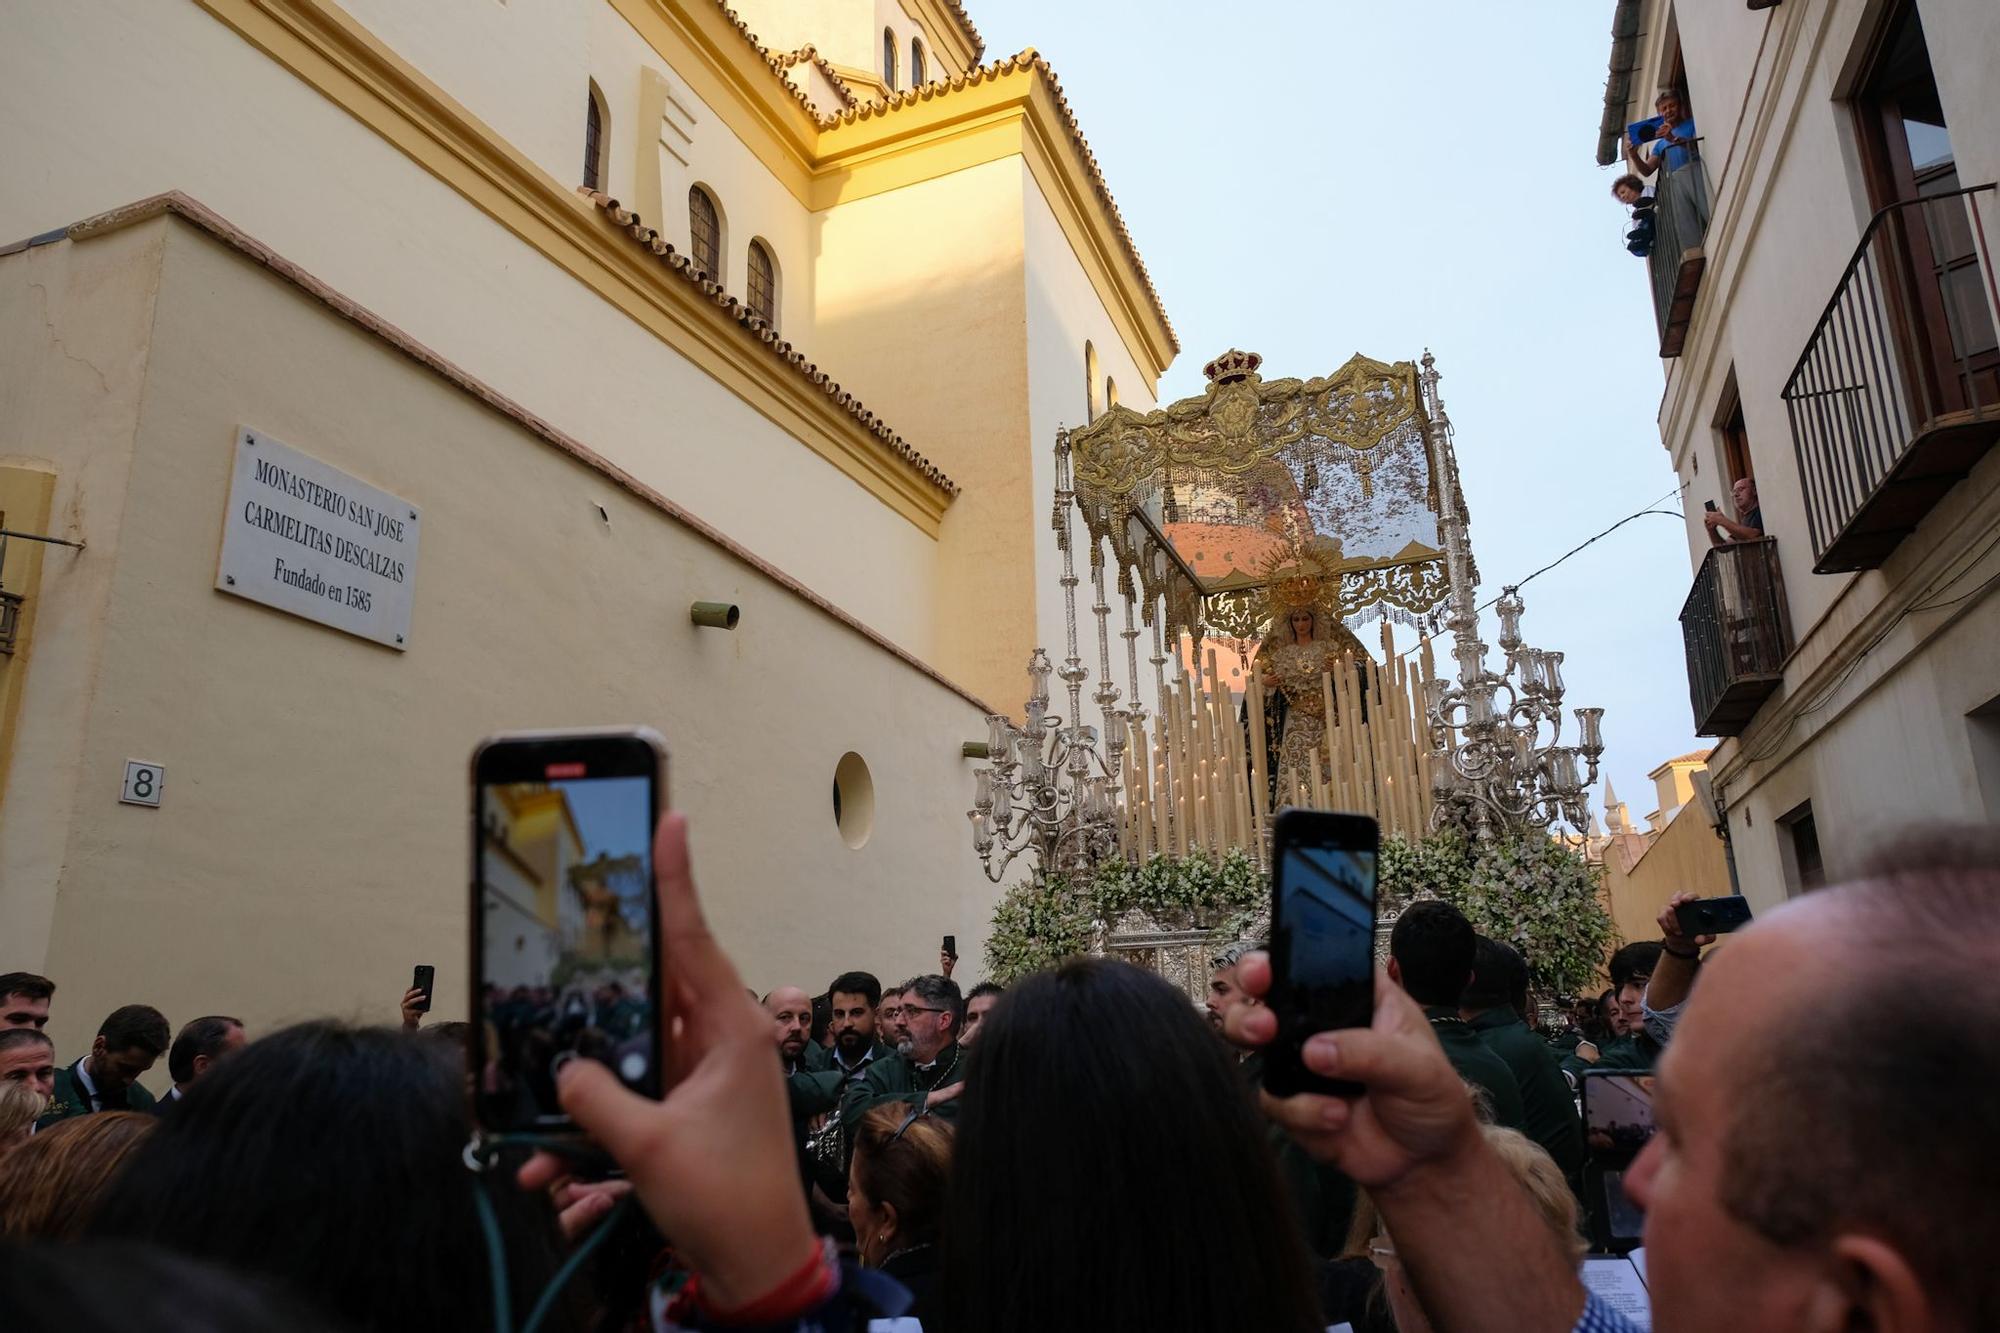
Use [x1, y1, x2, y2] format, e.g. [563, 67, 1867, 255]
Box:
[583, 82, 608, 191]
[747, 240, 778, 328]
[689, 186, 722, 281]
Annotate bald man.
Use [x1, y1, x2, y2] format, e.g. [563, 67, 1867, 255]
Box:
[1230, 828, 2000, 1332]
[763, 986, 825, 1077]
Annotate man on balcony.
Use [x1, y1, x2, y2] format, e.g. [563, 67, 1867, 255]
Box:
[1705, 477, 1764, 546]
[1623, 89, 1698, 180]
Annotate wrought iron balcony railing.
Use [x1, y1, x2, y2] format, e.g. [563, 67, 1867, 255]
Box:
[1648, 156, 1711, 357]
[1782, 183, 2000, 573]
[1680, 537, 1792, 737]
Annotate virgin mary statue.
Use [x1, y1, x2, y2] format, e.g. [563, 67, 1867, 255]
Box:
[1253, 601, 1370, 793]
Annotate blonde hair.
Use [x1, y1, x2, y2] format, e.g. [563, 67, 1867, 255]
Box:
[0, 1079, 48, 1145]
[0, 1110, 157, 1241]
[1342, 1125, 1586, 1264]
[1481, 1125, 1587, 1261]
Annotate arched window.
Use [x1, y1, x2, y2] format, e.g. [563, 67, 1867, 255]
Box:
[582, 82, 608, 191]
[688, 185, 722, 280]
[1106, 377, 1119, 411]
[1084, 341, 1101, 421]
[911, 38, 926, 87]
[883, 28, 898, 90]
[746, 239, 778, 327]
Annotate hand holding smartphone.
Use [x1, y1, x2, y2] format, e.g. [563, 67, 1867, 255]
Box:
[471, 728, 667, 1134]
[1260, 810, 1380, 1099]
[1673, 894, 1752, 937]
[409, 964, 435, 1013]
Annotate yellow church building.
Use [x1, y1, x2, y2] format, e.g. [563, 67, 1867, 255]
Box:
[0, 0, 1178, 1079]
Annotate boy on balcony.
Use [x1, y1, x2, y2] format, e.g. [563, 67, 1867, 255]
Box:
[1612, 174, 1656, 256]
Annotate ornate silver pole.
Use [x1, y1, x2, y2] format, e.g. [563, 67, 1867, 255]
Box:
[1419, 352, 1605, 838]
[963, 430, 1124, 881]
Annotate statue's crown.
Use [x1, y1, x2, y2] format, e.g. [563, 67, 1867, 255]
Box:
[1202, 348, 1263, 385]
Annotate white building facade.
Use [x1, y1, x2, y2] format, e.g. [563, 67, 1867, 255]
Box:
[1594, 0, 2000, 904]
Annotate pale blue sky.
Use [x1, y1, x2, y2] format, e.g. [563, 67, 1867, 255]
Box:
[982, 1, 1702, 822]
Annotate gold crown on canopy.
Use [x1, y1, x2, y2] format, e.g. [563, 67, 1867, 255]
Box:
[1202, 348, 1263, 385]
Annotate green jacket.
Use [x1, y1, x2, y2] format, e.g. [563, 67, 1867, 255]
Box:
[38, 1058, 157, 1129]
[1466, 1008, 1584, 1184]
[781, 1041, 832, 1078]
[1587, 1031, 1660, 1073]
[1422, 1007, 1526, 1131]
[1242, 1052, 1357, 1257]
[838, 1043, 965, 1133]
[787, 1038, 894, 1118]
[1559, 1030, 1659, 1084]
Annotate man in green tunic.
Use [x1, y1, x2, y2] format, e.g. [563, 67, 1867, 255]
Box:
[1387, 902, 1526, 1130]
[840, 974, 964, 1133]
[786, 971, 895, 1121]
[1562, 942, 1666, 1083]
[1461, 937, 1584, 1189]
[38, 1003, 169, 1127]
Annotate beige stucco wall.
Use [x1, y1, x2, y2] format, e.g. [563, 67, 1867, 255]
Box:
[1601, 805, 1735, 944]
[1612, 0, 2000, 904]
[811, 157, 1031, 713]
[0, 0, 942, 660]
[0, 216, 1003, 1092]
[0, 223, 168, 981]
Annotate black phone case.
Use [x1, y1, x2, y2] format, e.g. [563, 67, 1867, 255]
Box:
[1261, 811, 1377, 1100]
[1676, 896, 1752, 935]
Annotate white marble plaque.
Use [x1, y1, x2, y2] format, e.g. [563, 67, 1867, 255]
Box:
[215, 428, 420, 650]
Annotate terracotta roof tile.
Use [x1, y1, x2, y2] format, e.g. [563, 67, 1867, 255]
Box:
[937, 0, 986, 63]
[773, 44, 857, 109]
[704, 12, 1165, 353]
[579, 188, 958, 497]
[1661, 748, 1715, 766]
[825, 49, 1178, 354]
[708, 3, 830, 123]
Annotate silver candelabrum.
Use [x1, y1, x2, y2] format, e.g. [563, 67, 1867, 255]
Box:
[1417, 352, 1603, 837]
[1424, 583, 1605, 837]
[967, 433, 1126, 883]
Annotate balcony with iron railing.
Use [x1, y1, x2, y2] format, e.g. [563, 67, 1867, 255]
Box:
[1647, 155, 1711, 358]
[1680, 537, 1792, 737]
[1782, 183, 2000, 573]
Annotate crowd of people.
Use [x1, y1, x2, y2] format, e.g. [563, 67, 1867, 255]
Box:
[2, 811, 1995, 1333]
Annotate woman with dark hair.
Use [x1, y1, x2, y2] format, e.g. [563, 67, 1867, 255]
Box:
[537, 815, 1326, 1331]
[943, 958, 1325, 1333]
[847, 1103, 951, 1319]
[88, 1021, 588, 1333]
[1, 1242, 344, 1333]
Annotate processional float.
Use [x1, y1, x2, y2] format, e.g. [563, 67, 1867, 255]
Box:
[966, 349, 1605, 887]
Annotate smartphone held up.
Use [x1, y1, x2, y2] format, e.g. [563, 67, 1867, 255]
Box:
[1261, 809, 1380, 1099]
[470, 727, 667, 1135]
[409, 964, 435, 1014]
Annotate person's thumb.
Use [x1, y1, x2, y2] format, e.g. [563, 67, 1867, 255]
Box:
[556, 1059, 661, 1165]
[1302, 1024, 1443, 1098]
